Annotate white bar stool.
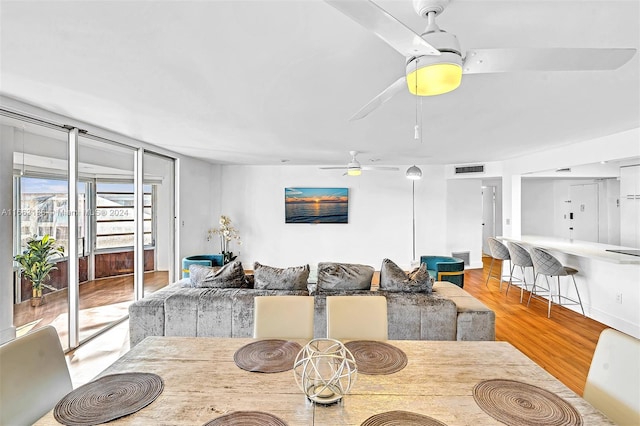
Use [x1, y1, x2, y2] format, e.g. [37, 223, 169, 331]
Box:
[505, 241, 535, 303]
[528, 247, 585, 318]
[485, 237, 513, 291]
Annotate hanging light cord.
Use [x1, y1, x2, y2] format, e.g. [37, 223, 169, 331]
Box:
[413, 60, 424, 143]
[420, 97, 424, 144]
[414, 59, 419, 140]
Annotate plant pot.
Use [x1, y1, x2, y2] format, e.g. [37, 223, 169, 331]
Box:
[31, 296, 45, 307]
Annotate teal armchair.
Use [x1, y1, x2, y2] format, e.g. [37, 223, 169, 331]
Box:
[182, 254, 224, 278]
[420, 255, 465, 288]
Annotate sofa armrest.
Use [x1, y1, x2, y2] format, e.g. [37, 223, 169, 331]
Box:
[128, 282, 187, 347]
[432, 281, 495, 341]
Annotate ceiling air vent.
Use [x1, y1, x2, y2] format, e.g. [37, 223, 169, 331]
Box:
[455, 165, 485, 174]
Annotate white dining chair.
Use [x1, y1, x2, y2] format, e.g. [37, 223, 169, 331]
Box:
[326, 295, 388, 341]
[253, 296, 315, 340]
[0, 325, 73, 426]
[583, 328, 640, 425]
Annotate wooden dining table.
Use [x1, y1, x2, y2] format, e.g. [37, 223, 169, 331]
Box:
[36, 337, 612, 425]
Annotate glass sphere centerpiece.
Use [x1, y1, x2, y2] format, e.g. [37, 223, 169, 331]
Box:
[293, 338, 357, 405]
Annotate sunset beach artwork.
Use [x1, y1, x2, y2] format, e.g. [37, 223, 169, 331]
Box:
[285, 187, 348, 223]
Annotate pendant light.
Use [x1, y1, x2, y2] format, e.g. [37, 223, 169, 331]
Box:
[406, 165, 423, 263]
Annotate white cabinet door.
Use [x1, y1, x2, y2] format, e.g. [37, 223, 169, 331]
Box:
[620, 165, 640, 248]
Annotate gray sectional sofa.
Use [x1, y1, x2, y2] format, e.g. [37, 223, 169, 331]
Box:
[129, 270, 495, 347]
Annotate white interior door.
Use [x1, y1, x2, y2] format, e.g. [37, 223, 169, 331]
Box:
[569, 184, 599, 242]
[482, 186, 496, 254]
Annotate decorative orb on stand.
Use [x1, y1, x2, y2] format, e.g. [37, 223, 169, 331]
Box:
[293, 338, 357, 405]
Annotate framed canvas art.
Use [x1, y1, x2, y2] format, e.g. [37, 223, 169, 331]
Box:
[285, 187, 348, 223]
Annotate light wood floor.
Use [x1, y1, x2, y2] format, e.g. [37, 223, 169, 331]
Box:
[55, 263, 608, 395]
[12, 271, 169, 387]
[465, 257, 609, 395]
[13, 271, 168, 347]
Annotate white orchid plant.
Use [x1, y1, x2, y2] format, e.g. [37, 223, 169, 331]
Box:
[207, 215, 242, 264]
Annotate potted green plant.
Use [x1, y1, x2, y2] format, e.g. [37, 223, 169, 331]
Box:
[14, 234, 64, 307]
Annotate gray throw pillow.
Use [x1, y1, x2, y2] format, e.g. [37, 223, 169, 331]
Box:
[317, 262, 374, 292]
[189, 261, 248, 288]
[379, 258, 432, 293]
[253, 262, 310, 290]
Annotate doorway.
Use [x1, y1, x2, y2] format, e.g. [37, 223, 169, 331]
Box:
[482, 186, 496, 255]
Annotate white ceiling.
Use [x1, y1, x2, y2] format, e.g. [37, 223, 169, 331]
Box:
[1, 0, 638, 167]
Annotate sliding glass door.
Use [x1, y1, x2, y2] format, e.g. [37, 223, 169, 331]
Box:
[77, 136, 137, 343]
[143, 151, 175, 295]
[5, 109, 176, 350]
[4, 118, 71, 349]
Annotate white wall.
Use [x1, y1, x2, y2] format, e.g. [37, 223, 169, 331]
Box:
[446, 179, 483, 268]
[218, 165, 449, 272]
[521, 178, 620, 243]
[177, 159, 221, 264]
[521, 180, 558, 237]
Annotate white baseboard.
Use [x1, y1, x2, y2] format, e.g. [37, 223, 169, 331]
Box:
[467, 261, 484, 270]
[590, 307, 640, 339]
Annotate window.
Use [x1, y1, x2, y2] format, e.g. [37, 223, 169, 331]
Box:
[18, 176, 87, 255]
[95, 182, 153, 250]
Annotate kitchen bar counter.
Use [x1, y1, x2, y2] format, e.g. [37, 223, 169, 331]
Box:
[499, 235, 640, 265]
[497, 235, 640, 338]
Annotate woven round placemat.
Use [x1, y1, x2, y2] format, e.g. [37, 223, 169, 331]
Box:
[473, 379, 583, 425]
[344, 340, 408, 375]
[54, 372, 163, 425]
[203, 411, 288, 425]
[361, 410, 447, 425]
[234, 339, 302, 373]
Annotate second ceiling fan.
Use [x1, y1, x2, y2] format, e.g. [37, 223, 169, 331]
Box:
[325, 0, 636, 120]
[320, 151, 399, 176]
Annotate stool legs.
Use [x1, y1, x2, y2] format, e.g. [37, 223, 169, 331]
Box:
[484, 257, 495, 288]
[506, 265, 532, 303]
[527, 274, 552, 317]
[571, 275, 585, 316]
[527, 274, 585, 318]
[485, 258, 510, 291]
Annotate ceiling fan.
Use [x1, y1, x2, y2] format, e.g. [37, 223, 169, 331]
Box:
[325, 0, 637, 120]
[320, 151, 399, 176]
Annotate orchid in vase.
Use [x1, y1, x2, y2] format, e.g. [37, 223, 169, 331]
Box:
[207, 215, 241, 264]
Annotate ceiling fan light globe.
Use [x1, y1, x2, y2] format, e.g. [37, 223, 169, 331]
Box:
[347, 168, 362, 176]
[406, 53, 462, 96]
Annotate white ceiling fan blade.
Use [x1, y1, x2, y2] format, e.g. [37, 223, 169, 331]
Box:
[324, 0, 440, 57]
[350, 76, 406, 121]
[362, 166, 400, 171]
[463, 48, 637, 74]
[320, 166, 348, 170]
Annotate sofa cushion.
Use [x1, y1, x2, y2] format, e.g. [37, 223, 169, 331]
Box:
[316, 262, 374, 292]
[189, 261, 249, 288]
[379, 258, 432, 293]
[253, 262, 310, 290]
